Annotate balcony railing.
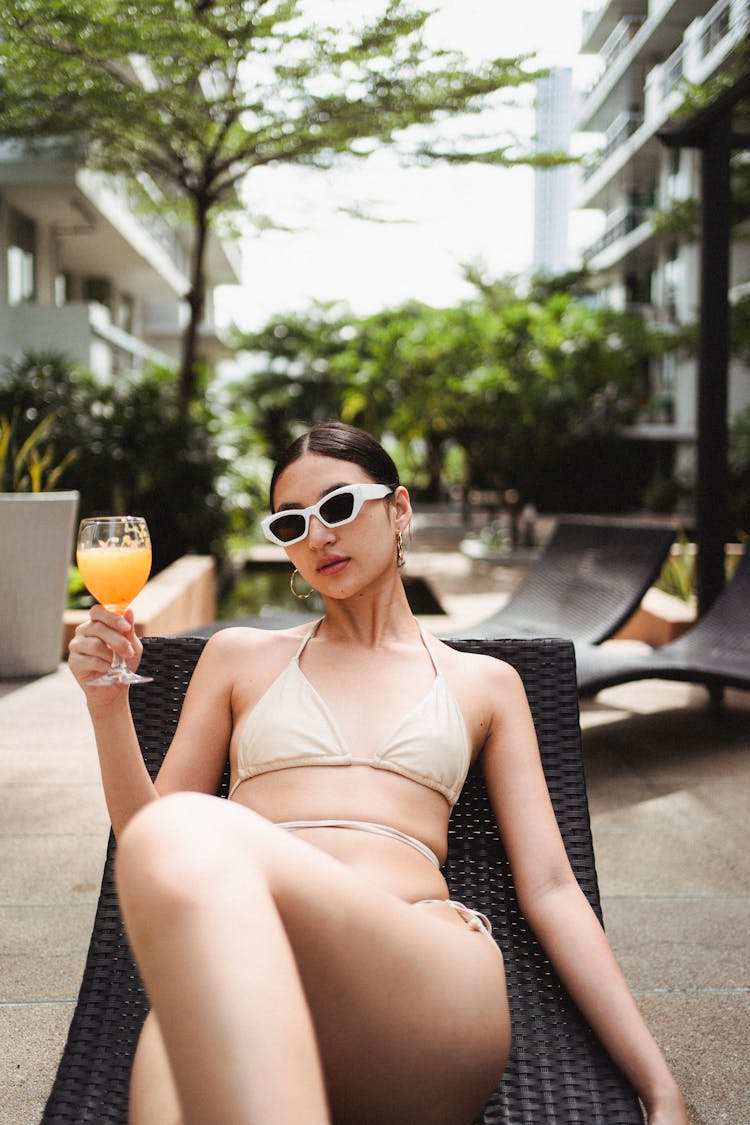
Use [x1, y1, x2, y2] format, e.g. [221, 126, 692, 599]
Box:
[584, 0, 750, 116]
[660, 41, 686, 100]
[0, 301, 171, 378]
[601, 15, 646, 69]
[702, 0, 732, 55]
[582, 205, 649, 262]
[581, 0, 647, 51]
[702, 0, 750, 57]
[582, 110, 644, 182]
[93, 172, 191, 279]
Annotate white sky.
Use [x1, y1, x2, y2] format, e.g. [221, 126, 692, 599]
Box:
[221, 0, 601, 330]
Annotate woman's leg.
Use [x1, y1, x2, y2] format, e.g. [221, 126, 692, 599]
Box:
[129, 1011, 181, 1125]
[118, 796, 329, 1125]
[116, 792, 510, 1125]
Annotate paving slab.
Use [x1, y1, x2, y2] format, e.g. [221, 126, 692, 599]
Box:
[580, 682, 750, 1125]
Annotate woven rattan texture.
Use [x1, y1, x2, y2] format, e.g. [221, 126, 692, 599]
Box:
[576, 545, 750, 697]
[42, 635, 643, 1124]
[450, 518, 674, 644]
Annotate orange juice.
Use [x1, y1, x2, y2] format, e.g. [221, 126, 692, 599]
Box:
[77, 544, 152, 611]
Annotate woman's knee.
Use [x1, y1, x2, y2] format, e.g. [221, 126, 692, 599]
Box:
[115, 793, 254, 917]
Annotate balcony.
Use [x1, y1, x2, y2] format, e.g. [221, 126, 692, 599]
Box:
[659, 41, 686, 100]
[578, 0, 719, 131]
[581, 0, 648, 54]
[0, 301, 172, 379]
[582, 110, 645, 182]
[601, 15, 647, 71]
[99, 174, 191, 279]
[582, 204, 651, 263]
[75, 169, 191, 296]
[579, 0, 750, 198]
[701, 0, 732, 53]
[645, 0, 750, 121]
[701, 0, 750, 56]
[143, 300, 235, 363]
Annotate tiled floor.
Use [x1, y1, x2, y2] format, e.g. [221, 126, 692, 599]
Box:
[579, 679, 750, 1124]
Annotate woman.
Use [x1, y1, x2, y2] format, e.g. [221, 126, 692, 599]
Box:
[69, 421, 688, 1125]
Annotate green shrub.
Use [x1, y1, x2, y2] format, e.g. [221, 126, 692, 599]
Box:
[0, 410, 78, 491]
[0, 352, 230, 571]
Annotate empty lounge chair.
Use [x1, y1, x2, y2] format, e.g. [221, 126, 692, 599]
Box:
[445, 516, 675, 643]
[576, 547, 750, 699]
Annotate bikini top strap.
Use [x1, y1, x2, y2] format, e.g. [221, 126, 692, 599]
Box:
[294, 619, 323, 661]
[416, 621, 441, 676]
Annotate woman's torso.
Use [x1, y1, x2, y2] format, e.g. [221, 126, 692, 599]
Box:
[225, 621, 487, 902]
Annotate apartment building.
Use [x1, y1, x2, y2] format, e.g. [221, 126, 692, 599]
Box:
[534, 68, 575, 275]
[575, 0, 750, 473]
[0, 142, 241, 381]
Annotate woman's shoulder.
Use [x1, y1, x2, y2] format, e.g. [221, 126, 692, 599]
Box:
[429, 634, 525, 695]
[199, 622, 315, 665]
[430, 632, 519, 676]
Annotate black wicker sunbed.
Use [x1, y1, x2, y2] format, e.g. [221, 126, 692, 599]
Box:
[445, 517, 675, 644]
[576, 546, 750, 699]
[42, 635, 644, 1124]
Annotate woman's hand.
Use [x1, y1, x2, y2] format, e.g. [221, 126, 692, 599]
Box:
[68, 606, 143, 704]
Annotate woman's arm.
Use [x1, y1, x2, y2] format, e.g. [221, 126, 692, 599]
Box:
[479, 659, 688, 1124]
[69, 607, 234, 837]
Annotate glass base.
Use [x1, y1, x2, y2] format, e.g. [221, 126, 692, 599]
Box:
[89, 669, 154, 686]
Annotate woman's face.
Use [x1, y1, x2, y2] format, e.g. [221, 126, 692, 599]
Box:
[271, 452, 410, 599]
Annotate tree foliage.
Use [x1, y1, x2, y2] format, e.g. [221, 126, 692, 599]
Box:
[0, 352, 229, 570]
[229, 275, 668, 511]
[0, 0, 549, 411]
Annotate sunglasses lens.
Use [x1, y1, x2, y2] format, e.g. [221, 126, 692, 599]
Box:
[319, 490, 356, 525]
[269, 513, 306, 543]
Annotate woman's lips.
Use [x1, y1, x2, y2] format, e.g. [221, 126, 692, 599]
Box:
[317, 556, 349, 576]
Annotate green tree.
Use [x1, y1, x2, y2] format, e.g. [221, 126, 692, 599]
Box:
[0, 352, 230, 569]
[0, 0, 548, 412]
[230, 277, 667, 511]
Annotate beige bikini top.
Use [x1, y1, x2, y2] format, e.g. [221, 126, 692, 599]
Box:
[229, 622, 471, 805]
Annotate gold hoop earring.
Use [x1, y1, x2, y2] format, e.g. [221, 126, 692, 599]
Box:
[290, 568, 314, 600]
[396, 529, 405, 568]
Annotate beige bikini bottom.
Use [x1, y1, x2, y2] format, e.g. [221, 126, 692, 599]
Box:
[277, 818, 441, 868]
[414, 898, 493, 939]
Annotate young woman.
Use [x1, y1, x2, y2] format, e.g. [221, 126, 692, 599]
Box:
[69, 421, 688, 1125]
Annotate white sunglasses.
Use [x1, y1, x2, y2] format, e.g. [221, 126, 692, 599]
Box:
[261, 483, 393, 546]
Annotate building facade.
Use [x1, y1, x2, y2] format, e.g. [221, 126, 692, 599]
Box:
[575, 0, 750, 474]
[534, 68, 574, 275]
[0, 142, 241, 381]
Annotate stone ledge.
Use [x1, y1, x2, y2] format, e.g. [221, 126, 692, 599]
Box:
[63, 555, 217, 656]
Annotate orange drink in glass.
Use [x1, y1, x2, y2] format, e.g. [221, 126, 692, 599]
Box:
[76, 544, 152, 613]
[76, 516, 153, 685]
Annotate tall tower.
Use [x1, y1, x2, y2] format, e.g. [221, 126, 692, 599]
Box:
[533, 67, 573, 275]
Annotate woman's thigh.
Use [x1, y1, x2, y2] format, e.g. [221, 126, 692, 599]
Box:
[122, 793, 510, 1125]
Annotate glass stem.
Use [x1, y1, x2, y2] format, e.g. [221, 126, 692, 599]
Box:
[109, 652, 130, 676]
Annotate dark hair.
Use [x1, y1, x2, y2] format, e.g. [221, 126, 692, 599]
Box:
[270, 422, 400, 509]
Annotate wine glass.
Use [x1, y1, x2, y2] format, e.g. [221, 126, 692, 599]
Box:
[76, 515, 153, 686]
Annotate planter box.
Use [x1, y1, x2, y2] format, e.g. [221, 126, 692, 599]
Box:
[0, 491, 80, 678]
[613, 586, 695, 647]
